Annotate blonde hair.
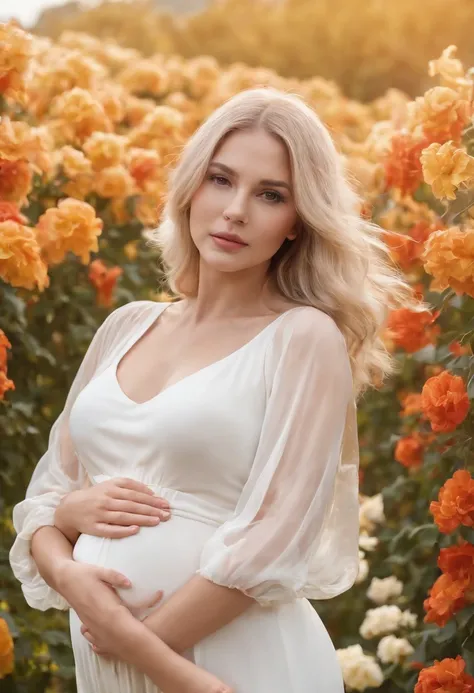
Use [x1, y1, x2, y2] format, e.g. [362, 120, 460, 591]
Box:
[151, 87, 420, 397]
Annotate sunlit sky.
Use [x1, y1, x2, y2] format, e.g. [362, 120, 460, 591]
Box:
[1, 0, 92, 28]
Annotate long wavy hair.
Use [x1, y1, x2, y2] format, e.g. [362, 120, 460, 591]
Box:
[151, 87, 420, 397]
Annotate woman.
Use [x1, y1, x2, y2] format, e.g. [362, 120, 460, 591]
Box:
[10, 87, 416, 692]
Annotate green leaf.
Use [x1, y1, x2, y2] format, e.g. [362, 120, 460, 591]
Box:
[433, 619, 457, 643]
[456, 603, 474, 630]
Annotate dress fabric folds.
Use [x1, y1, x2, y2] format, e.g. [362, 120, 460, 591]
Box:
[10, 300, 360, 692]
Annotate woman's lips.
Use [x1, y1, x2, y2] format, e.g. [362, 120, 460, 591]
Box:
[210, 234, 248, 250]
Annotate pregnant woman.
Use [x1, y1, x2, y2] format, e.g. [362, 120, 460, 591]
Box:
[10, 87, 415, 692]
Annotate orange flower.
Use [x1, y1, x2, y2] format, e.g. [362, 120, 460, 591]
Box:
[422, 226, 474, 298]
[421, 371, 470, 433]
[127, 147, 162, 190]
[88, 259, 123, 308]
[400, 392, 423, 417]
[430, 470, 474, 533]
[0, 220, 49, 290]
[0, 21, 32, 105]
[423, 572, 469, 626]
[386, 308, 440, 352]
[383, 132, 429, 197]
[394, 435, 424, 468]
[0, 331, 15, 401]
[36, 198, 103, 265]
[438, 542, 474, 577]
[0, 202, 27, 224]
[0, 158, 32, 205]
[0, 370, 15, 400]
[383, 219, 444, 271]
[449, 341, 471, 356]
[424, 543, 474, 627]
[0, 330, 12, 371]
[415, 656, 474, 693]
[407, 86, 472, 145]
[0, 617, 14, 678]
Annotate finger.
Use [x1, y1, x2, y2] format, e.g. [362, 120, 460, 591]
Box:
[105, 499, 171, 520]
[114, 478, 156, 496]
[98, 567, 132, 588]
[93, 523, 141, 538]
[134, 590, 164, 612]
[112, 488, 171, 510]
[105, 511, 164, 527]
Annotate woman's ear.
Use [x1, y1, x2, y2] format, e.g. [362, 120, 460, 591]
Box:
[286, 225, 299, 241]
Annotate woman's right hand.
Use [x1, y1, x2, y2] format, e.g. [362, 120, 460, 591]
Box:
[54, 477, 171, 542]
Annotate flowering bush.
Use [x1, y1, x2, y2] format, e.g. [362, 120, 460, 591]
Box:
[0, 19, 473, 693]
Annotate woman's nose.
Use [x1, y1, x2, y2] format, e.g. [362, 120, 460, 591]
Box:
[223, 195, 248, 225]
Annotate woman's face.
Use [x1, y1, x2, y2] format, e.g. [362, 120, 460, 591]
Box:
[189, 128, 298, 273]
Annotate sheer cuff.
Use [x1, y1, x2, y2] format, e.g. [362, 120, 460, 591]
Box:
[9, 501, 70, 611]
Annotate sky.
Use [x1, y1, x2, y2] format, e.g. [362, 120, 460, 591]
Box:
[1, 0, 82, 28]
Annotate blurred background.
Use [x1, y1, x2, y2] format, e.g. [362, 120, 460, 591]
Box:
[4, 0, 474, 101]
[2, 2, 474, 692]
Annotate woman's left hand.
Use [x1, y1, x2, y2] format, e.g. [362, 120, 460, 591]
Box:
[81, 590, 164, 658]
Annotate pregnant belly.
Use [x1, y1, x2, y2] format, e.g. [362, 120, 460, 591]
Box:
[72, 514, 216, 614]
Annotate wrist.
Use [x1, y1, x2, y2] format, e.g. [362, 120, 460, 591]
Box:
[54, 495, 80, 544]
[51, 556, 76, 594]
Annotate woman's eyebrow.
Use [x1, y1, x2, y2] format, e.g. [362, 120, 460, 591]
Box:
[210, 161, 291, 190]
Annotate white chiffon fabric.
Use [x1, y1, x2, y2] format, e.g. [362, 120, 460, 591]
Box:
[10, 299, 360, 693]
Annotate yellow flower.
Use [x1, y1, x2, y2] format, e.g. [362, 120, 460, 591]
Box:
[118, 60, 170, 97]
[135, 194, 163, 228]
[93, 83, 128, 124]
[0, 158, 32, 205]
[50, 87, 112, 145]
[422, 226, 474, 298]
[128, 105, 185, 150]
[0, 21, 32, 105]
[0, 118, 52, 174]
[0, 617, 14, 679]
[60, 146, 93, 177]
[429, 45, 474, 101]
[36, 198, 103, 265]
[407, 86, 471, 144]
[420, 141, 474, 200]
[94, 165, 136, 199]
[184, 56, 220, 99]
[0, 220, 49, 291]
[124, 95, 156, 127]
[83, 132, 127, 171]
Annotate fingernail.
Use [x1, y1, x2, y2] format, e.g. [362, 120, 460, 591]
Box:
[162, 511, 171, 518]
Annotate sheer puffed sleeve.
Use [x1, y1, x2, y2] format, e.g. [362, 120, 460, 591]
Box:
[197, 308, 360, 606]
[9, 300, 158, 611]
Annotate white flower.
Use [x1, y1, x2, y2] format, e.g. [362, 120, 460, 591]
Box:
[367, 576, 404, 605]
[359, 494, 385, 530]
[359, 534, 379, 552]
[377, 635, 414, 664]
[355, 550, 369, 584]
[359, 605, 414, 639]
[400, 609, 417, 629]
[336, 644, 384, 691]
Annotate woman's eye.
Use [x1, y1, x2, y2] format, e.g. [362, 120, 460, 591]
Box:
[210, 174, 229, 186]
[262, 190, 284, 203]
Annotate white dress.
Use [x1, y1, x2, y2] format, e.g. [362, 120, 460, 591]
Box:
[9, 300, 360, 693]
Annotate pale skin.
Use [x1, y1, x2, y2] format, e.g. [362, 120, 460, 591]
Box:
[30, 126, 300, 691]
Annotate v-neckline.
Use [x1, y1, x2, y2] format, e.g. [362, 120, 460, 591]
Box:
[112, 302, 303, 406]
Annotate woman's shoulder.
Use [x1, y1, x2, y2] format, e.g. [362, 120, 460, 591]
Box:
[278, 304, 346, 347]
[97, 300, 164, 349]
